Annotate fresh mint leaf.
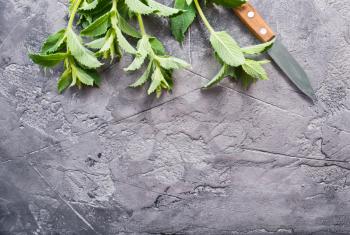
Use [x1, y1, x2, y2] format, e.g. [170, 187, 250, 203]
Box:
[242, 59, 269, 80]
[170, 0, 196, 43]
[148, 66, 165, 96]
[146, 0, 182, 17]
[41, 29, 66, 54]
[125, 0, 154, 14]
[115, 27, 137, 54]
[210, 31, 245, 67]
[58, 68, 72, 93]
[125, 35, 150, 71]
[66, 28, 103, 68]
[149, 37, 165, 55]
[156, 56, 190, 70]
[80, 12, 111, 37]
[204, 64, 227, 88]
[86, 37, 105, 49]
[209, 0, 247, 8]
[79, 0, 99, 11]
[29, 53, 67, 67]
[118, 15, 141, 38]
[242, 38, 275, 55]
[130, 62, 153, 87]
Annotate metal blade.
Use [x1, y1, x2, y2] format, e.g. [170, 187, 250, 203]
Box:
[268, 39, 316, 102]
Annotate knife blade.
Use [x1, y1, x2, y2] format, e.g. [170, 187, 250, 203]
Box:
[233, 3, 316, 102]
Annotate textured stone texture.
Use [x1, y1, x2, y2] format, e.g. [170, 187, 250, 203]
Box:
[1, 0, 350, 234]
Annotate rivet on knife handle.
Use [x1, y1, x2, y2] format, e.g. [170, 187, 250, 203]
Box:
[233, 3, 275, 42]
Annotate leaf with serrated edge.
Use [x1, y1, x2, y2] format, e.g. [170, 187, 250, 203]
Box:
[148, 66, 163, 95]
[147, 0, 181, 17]
[209, 0, 246, 8]
[157, 56, 190, 70]
[204, 64, 227, 88]
[124, 35, 149, 71]
[86, 37, 105, 49]
[29, 53, 67, 67]
[115, 27, 136, 54]
[72, 65, 95, 86]
[79, 0, 98, 11]
[41, 29, 66, 54]
[118, 15, 141, 38]
[125, 0, 154, 14]
[81, 12, 110, 37]
[149, 37, 165, 55]
[58, 68, 72, 93]
[210, 31, 245, 67]
[171, 0, 196, 43]
[66, 28, 102, 68]
[99, 31, 115, 53]
[242, 59, 269, 80]
[130, 62, 153, 87]
[242, 38, 275, 55]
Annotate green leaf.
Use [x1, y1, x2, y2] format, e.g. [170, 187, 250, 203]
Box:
[186, 0, 193, 5]
[241, 71, 255, 89]
[124, 0, 154, 14]
[209, 0, 247, 8]
[210, 31, 245, 67]
[98, 31, 115, 53]
[115, 27, 136, 54]
[80, 12, 110, 37]
[124, 35, 150, 71]
[148, 66, 163, 95]
[130, 62, 153, 87]
[71, 65, 95, 86]
[66, 28, 103, 68]
[57, 68, 72, 93]
[157, 56, 190, 69]
[90, 70, 102, 86]
[149, 37, 166, 55]
[170, 0, 196, 43]
[242, 59, 269, 80]
[224, 66, 239, 79]
[204, 64, 227, 88]
[86, 37, 105, 49]
[79, 0, 99, 11]
[118, 15, 141, 38]
[41, 29, 66, 54]
[147, 0, 181, 17]
[242, 38, 275, 55]
[29, 53, 67, 67]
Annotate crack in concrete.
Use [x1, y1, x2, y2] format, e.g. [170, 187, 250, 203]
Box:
[241, 147, 349, 164]
[26, 87, 202, 156]
[0, 160, 13, 166]
[184, 68, 308, 118]
[24, 158, 99, 234]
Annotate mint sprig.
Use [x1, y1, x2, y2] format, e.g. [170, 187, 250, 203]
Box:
[29, 0, 102, 93]
[126, 14, 190, 98]
[171, 0, 275, 88]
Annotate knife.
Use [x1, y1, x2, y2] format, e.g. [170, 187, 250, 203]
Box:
[233, 3, 316, 102]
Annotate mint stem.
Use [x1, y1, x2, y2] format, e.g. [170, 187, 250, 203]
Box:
[193, 0, 215, 34]
[137, 14, 146, 36]
[68, 0, 83, 29]
[112, 0, 118, 11]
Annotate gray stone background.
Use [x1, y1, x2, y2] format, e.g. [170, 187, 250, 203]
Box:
[1, 0, 350, 234]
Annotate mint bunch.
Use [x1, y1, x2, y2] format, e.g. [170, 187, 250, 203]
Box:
[171, 0, 275, 88]
[29, 0, 274, 95]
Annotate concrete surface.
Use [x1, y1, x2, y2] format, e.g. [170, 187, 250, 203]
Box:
[1, 0, 350, 234]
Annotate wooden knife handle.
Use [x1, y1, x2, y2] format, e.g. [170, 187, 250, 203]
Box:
[233, 3, 275, 42]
